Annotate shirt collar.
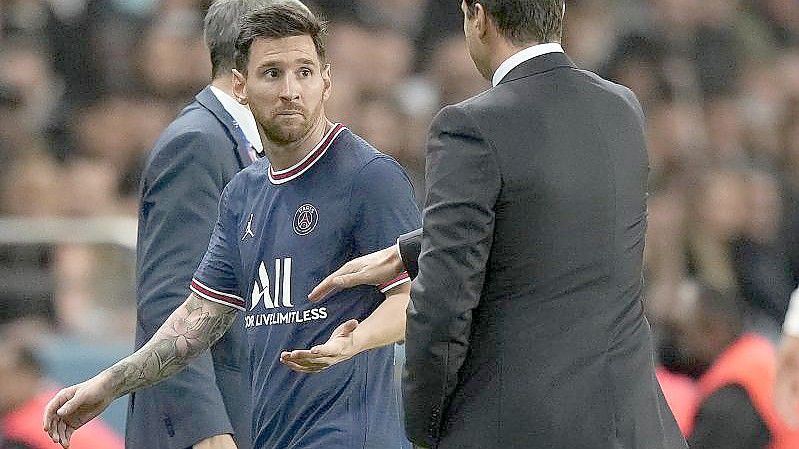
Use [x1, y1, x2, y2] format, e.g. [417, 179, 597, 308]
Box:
[268, 123, 346, 185]
[209, 85, 263, 152]
[492, 42, 565, 87]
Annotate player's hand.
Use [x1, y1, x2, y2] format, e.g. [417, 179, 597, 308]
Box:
[308, 244, 404, 302]
[43, 375, 115, 448]
[776, 334, 799, 427]
[193, 434, 238, 449]
[280, 319, 359, 373]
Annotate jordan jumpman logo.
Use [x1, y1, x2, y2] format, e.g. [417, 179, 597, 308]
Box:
[242, 213, 256, 241]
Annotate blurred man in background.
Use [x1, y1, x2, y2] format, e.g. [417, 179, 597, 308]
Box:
[666, 282, 799, 449]
[126, 1, 269, 448]
[0, 334, 122, 449]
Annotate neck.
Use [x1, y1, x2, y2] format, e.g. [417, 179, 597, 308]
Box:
[263, 115, 332, 171]
[210, 75, 235, 97]
[487, 39, 557, 80]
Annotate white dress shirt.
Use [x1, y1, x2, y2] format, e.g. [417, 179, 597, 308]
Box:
[492, 42, 565, 87]
[210, 85, 263, 153]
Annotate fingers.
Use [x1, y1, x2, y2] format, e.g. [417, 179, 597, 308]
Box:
[47, 422, 58, 445]
[279, 352, 329, 373]
[328, 319, 359, 339]
[309, 265, 358, 302]
[44, 387, 75, 432]
[283, 349, 316, 359]
[309, 344, 339, 357]
[56, 394, 81, 419]
[308, 275, 341, 302]
[280, 358, 324, 373]
[58, 420, 69, 448]
[336, 319, 359, 337]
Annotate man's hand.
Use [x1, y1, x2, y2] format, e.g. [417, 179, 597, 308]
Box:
[308, 244, 403, 302]
[42, 293, 238, 448]
[280, 320, 359, 373]
[43, 374, 115, 448]
[776, 334, 799, 427]
[194, 434, 238, 449]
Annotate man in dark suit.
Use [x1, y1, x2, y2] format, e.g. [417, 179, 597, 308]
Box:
[128, 1, 266, 448]
[310, 1, 687, 448]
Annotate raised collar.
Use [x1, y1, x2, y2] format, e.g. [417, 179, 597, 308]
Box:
[209, 85, 263, 153]
[195, 86, 255, 167]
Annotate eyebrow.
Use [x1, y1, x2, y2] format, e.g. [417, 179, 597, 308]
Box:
[296, 57, 317, 67]
[255, 57, 318, 72]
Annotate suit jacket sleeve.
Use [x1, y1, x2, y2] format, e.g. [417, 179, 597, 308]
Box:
[403, 105, 501, 447]
[398, 228, 422, 278]
[135, 130, 235, 448]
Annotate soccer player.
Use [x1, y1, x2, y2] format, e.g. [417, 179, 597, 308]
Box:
[42, 4, 420, 449]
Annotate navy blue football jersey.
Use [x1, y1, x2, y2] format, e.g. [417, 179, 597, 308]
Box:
[191, 124, 421, 449]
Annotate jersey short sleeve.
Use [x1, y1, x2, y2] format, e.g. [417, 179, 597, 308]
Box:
[349, 156, 422, 291]
[191, 182, 246, 310]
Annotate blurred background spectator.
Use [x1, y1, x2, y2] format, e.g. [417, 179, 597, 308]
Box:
[0, 324, 124, 449]
[4, 0, 799, 443]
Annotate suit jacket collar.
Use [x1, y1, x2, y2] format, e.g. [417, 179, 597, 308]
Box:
[496, 52, 577, 86]
[195, 85, 253, 168]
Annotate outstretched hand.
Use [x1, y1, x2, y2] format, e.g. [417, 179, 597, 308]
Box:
[43, 376, 115, 448]
[280, 320, 359, 373]
[308, 244, 404, 302]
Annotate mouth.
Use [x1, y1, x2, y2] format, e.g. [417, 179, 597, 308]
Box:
[276, 110, 304, 116]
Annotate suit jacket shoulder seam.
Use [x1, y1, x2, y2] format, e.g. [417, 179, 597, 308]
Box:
[450, 103, 504, 184]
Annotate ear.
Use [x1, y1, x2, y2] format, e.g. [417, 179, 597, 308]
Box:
[474, 2, 490, 40]
[321, 63, 332, 102]
[232, 68, 248, 105]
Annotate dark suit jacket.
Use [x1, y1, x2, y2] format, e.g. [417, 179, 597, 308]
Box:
[127, 87, 253, 449]
[401, 53, 686, 449]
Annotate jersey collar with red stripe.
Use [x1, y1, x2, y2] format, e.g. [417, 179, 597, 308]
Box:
[268, 123, 346, 185]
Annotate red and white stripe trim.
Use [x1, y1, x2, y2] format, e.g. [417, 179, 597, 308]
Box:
[190, 278, 246, 311]
[268, 123, 345, 185]
[379, 271, 410, 293]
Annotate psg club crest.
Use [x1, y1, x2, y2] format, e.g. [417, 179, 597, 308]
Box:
[293, 203, 318, 236]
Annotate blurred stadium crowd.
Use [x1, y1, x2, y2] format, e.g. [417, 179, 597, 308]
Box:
[3, 0, 799, 444]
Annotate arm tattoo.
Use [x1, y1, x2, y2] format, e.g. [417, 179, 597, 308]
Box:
[105, 293, 237, 398]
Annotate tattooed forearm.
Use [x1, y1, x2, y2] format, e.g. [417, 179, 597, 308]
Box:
[103, 293, 237, 399]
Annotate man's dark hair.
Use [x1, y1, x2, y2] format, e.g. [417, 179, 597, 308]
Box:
[204, 0, 269, 79]
[463, 0, 565, 45]
[235, 3, 327, 73]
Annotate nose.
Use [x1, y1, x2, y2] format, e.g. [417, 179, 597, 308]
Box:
[279, 74, 301, 102]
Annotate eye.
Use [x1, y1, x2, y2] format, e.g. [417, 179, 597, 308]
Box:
[264, 68, 279, 78]
[299, 68, 312, 78]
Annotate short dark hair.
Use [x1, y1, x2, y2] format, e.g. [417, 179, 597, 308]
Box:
[235, 3, 327, 73]
[463, 0, 565, 45]
[205, 0, 270, 79]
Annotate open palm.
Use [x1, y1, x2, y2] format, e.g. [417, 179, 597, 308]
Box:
[280, 319, 359, 373]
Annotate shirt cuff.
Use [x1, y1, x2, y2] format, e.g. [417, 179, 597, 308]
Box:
[379, 271, 410, 294]
[396, 237, 404, 266]
[190, 278, 246, 311]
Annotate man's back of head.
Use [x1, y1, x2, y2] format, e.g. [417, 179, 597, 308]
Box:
[462, 0, 565, 46]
